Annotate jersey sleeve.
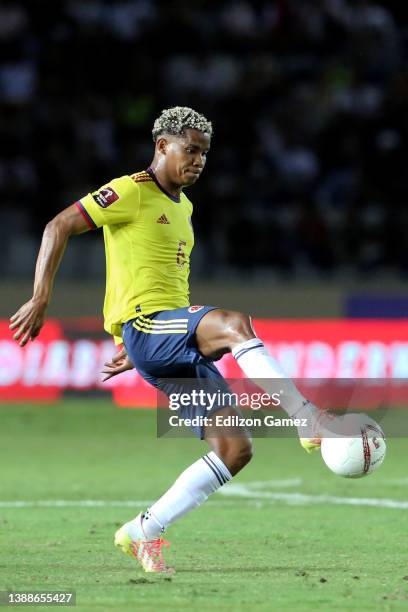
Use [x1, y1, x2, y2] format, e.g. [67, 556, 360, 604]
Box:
[76, 175, 140, 229]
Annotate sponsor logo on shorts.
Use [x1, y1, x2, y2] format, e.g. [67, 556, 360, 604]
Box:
[188, 305, 204, 313]
[93, 187, 119, 208]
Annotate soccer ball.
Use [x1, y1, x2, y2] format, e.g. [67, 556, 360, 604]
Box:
[320, 413, 386, 478]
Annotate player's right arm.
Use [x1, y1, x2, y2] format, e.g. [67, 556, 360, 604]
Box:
[9, 204, 90, 346]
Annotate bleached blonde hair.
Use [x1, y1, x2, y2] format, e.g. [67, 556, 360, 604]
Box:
[152, 106, 213, 141]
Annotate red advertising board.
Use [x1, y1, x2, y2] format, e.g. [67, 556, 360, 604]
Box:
[0, 320, 63, 401]
[1, 319, 408, 406]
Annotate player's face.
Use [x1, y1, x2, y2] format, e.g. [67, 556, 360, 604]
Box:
[165, 129, 211, 187]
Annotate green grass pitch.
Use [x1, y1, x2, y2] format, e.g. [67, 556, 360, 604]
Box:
[1, 401, 408, 611]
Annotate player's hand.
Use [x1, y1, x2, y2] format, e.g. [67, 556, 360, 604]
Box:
[9, 298, 47, 346]
[101, 347, 134, 381]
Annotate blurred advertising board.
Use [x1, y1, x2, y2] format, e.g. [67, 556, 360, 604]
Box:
[1, 319, 408, 406]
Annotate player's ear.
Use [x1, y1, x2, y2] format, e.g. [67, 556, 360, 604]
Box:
[156, 137, 168, 155]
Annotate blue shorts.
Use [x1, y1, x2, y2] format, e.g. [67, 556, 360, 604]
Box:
[122, 306, 232, 438]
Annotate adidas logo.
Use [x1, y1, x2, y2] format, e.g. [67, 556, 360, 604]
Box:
[157, 214, 170, 224]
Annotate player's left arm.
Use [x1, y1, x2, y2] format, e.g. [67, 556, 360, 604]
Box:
[101, 346, 134, 381]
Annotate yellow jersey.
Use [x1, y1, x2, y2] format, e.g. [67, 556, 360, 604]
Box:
[76, 169, 194, 343]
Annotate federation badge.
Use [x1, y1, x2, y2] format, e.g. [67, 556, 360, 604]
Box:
[93, 186, 119, 208]
[188, 305, 204, 313]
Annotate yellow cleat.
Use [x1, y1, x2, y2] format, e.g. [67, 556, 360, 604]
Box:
[114, 516, 174, 574]
[114, 525, 134, 557]
[300, 437, 322, 453]
[299, 406, 337, 453]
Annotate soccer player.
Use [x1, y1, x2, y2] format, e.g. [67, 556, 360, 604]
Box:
[10, 107, 324, 574]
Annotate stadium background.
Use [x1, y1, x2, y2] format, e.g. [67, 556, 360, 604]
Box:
[1, 0, 407, 402]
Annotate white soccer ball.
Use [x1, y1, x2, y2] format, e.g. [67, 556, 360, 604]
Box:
[320, 413, 386, 478]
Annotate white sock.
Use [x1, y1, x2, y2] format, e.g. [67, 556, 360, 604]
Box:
[126, 451, 232, 540]
[232, 338, 317, 421]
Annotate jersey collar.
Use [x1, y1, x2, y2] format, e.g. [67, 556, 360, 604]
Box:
[146, 167, 181, 203]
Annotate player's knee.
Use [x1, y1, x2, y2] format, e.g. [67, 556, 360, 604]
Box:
[216, 309, 255, 348]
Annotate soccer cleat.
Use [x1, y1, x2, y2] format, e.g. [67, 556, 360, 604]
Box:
[114, 516, 174, 574]
[300, 437, 321, 453]
[299, 407, 337, 453]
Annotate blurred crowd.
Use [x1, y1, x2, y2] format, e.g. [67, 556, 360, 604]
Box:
[1, 0, 408, 279]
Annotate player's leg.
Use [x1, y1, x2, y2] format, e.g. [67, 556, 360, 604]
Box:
[203, 406, 253, 475]
[115, 448, 233, 573]
[118, 404, 251, 548]
[195, 309, 325, 450]
[115, 312, 251, 572]
[115, 424, 247, 574]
